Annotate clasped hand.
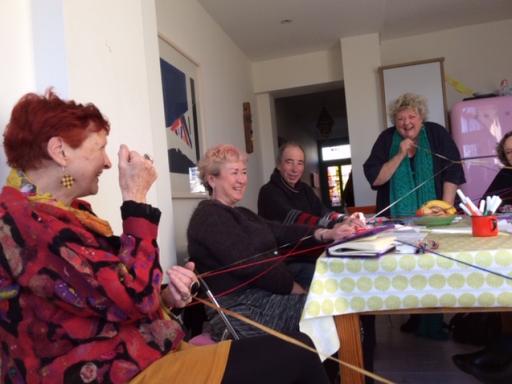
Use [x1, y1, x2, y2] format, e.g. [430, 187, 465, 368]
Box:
[399, 138, 416, 157]
[317, 212, 367, 242]
[331, 212, 367, 239]
[162, 261, 199, 309]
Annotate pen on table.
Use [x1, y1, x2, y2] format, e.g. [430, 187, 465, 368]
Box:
[489, 196, 497, 210]
[465, 197, 482, 216]
[486, 196, 492, 211]
[479, 200, 485, 215]
[486, 198, 495, 215]
[457, 189, 480, 215]
[492, 196, 501, 211]
[489, 196, 502, 215]
[459, 202, 472, 216]
[482, 200, 489, 216]
[495, 196, 503, 213]
[487, 196, 496, 214]
[456, 189, 467, 203]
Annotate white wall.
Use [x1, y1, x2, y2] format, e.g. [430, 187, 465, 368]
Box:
[60, 0, 177, 271]
[381, 19, 512, 111]
[252, 47, 342, 94]
[0, 1, 36, 184]
[250, 18, 512, 208]
[155, 0, 259, 261]
[4, 1, 511, 265]
[252, 18, 512, 119]
[0, 0, 272, 268]
[341, 34, 382, 207]
[0, 0, 178, 271]
[252, 47, 345, 199]
[255, 93, 278, 181]
[31, 0, 68, 95]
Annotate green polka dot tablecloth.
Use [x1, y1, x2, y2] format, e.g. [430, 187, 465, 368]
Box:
[299, 232, 512, 358]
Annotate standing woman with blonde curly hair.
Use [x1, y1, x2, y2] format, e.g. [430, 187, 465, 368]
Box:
[364, 92, 465, 218]
[363, 92, 466, 340]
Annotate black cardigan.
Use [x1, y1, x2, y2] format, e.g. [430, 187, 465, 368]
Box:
[187, 199, 313, 295]
[484, 168, 512, 207]
[363, 122, 466, 216]
[258, 168, 340, 227]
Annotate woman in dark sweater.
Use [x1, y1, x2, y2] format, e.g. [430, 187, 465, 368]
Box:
[188, 144, 363, 341]
[483, 131, 512, 211]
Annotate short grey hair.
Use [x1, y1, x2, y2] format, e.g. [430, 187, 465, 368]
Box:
[388, 93, 428, 123]
[197, 144, 248, 195]
[276, 141, 305, 165]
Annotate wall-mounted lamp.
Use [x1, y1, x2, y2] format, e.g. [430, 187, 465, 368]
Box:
[316, 106, 334, 138]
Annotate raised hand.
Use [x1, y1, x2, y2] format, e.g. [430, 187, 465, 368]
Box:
[118, 145, 157, 203]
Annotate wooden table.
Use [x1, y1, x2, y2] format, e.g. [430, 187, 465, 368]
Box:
[334, 307, 512, 384]
[299, 228, 512, 384]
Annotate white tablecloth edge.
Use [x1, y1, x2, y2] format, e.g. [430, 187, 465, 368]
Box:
[299, 316, 339, 361]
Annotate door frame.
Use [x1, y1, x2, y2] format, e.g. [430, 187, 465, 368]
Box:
[317, 138, 352, 210]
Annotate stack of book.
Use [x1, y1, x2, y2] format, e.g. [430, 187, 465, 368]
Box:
[327, 234, 396, 257]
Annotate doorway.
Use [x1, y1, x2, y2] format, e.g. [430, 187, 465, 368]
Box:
[273, 84, 351, 209]
[318, 139, 354, 211]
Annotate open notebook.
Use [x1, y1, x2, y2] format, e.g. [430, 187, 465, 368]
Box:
[327, 227, 396, 257]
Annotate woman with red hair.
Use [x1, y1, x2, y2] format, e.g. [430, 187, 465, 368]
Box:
[0, 90, 330, 383]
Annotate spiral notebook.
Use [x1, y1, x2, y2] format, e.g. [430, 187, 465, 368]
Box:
[327, 225, 396, 257]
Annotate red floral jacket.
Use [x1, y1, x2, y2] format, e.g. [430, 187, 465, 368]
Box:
[0, 186, 184, 383]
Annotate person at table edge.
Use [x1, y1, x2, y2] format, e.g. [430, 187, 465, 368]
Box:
[363, 92, 465, 218]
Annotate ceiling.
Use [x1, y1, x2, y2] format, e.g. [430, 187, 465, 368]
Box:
[198, 0, 512, 61]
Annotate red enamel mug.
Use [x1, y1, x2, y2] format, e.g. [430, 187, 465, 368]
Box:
[471, 215, 498, 237]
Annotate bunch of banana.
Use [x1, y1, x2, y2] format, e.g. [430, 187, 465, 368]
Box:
[416, 199, 457, 216]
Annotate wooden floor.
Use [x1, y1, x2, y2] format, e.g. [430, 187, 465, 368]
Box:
[373, 315, 481, 384]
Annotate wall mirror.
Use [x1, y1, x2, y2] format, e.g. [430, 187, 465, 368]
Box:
[379, 58, 448, 129]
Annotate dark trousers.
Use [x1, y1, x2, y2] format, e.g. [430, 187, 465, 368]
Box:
[362, 315, 376, 384]
[222, 333, 330, 384]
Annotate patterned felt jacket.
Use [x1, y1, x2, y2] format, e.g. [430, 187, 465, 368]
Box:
[0, 186, 184, 383]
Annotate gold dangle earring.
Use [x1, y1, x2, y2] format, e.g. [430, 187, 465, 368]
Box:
[60, 150, 74, 189]
[60, 168, 75, 189]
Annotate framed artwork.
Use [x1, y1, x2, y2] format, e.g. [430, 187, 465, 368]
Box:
[379, 57, 448, 129]
[158, 34, 205, 196]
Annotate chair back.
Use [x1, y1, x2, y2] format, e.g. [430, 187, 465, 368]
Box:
[346, 205, 376, 215]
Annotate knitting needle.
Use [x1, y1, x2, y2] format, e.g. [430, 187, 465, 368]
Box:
[197, 275, 240, 340]
[369, 164, 453, 220]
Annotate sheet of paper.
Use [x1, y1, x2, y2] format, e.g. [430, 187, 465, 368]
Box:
[428, 227, 472, 234]
[387, 225, 427, 253]
[498, 219, 512, 234]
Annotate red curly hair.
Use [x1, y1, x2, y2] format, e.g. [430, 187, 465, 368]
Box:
[3, 89, 110, 171]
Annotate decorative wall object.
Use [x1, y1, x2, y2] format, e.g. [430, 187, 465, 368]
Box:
[379, 57, 448, 129]
[316, 106, 334, 138]
[158, 35, 205, 196]
[243, 102, 253, 153]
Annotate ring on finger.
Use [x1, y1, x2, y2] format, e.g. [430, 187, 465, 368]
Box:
[190, 281, 200, 296]
[143, 153, 154, 163]
[180, 293, 191, 302]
